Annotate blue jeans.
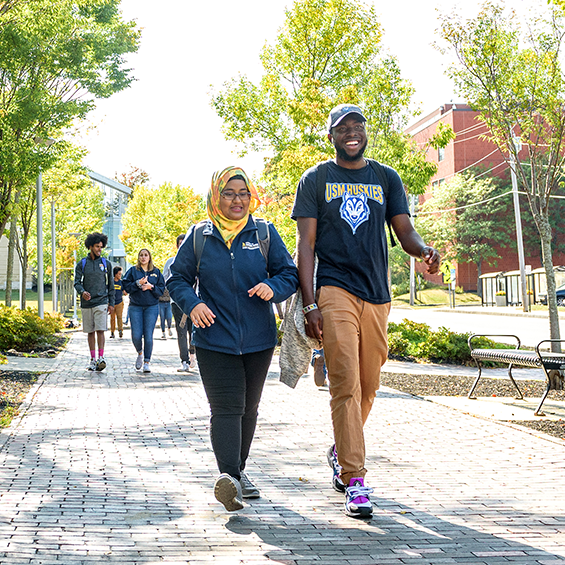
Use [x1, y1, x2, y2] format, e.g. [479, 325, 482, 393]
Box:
[128, 304, 159, 362]
[159, 301, 172, 331]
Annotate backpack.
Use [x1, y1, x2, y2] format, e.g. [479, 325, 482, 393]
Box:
[193, 217, 271, 274]
[80, 256, 110, 284]
[315, 158, 397, 247]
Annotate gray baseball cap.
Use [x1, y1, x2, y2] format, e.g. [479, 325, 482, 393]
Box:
[327, 104, 367, 133]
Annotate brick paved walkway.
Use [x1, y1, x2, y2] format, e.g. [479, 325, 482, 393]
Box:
[1, 329, 565, 564]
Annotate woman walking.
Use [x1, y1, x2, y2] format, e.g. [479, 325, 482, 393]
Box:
[167, 166, 298, 512]
[123, 249, 165, 373]
[158, 288, 173, 340]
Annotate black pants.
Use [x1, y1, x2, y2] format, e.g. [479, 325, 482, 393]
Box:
[196, 346, 274, 480]
[171, 302, 195, 362]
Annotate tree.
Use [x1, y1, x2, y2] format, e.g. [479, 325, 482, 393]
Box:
[438, 1, 565, 347]
[416, 173, 514, 295]
[212, 0, 453, 218]
[0, 0, 140, 236]
[10, 143, 104, 308]
[121, 183, 205, 269]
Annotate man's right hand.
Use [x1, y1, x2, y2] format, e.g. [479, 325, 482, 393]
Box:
[305, 309, 323, 341]
[82, 291, 91, 301]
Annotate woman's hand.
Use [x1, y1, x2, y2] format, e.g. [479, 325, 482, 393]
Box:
[190, 303, 216, 328]
[248, 282, 274, 301]
[141, 283, 153, 291]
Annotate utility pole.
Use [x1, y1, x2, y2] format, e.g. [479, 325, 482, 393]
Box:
[509, 134, 529, 312]
[409, 195, 416, 306]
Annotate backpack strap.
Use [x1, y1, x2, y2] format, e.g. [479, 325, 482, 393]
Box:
[193, 219, 214, 275]
[80, 256, 111, 284]
[253, 217, 271, 269]
[366, 159, 396, 247]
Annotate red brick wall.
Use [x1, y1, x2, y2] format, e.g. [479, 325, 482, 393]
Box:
[406, 104, 565, 291]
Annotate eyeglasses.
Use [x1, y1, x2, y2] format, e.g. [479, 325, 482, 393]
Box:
[333, 124, 366, 135]
[221, 191, 251, 201]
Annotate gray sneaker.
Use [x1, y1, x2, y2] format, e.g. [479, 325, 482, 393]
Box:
[240, 472, 260, 499]
[135, 354, 143, 370]
[177, 361, 190, 372]
[87, 358, 97, 371]
[214, 474, 243, 511]
[95, 357, 106, 371]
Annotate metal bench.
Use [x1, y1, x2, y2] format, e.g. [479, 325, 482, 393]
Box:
[468, 335, 565, 416]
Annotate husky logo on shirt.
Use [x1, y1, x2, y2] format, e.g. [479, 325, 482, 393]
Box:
[242, 242, 260, 251]
[326, 182, 383, 235]
[339, 192, 370, 234]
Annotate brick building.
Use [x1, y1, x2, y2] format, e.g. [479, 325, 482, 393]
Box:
[405, 103, 565, 292]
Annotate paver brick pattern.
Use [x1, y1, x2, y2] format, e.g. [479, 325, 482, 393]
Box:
[0, 329, 565, 564]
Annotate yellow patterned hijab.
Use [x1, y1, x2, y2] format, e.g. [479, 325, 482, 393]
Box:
[207, 166, 261, 248]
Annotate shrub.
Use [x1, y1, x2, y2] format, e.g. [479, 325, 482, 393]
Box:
[0, 306, 65, 352]
[387, 319, 508, 365]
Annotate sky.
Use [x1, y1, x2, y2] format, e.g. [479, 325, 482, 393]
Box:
[80, 0, 535, 193]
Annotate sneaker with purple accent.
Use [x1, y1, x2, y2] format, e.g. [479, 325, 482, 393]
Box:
[344, 477, 373, 518]
[326, 444, 346, 493]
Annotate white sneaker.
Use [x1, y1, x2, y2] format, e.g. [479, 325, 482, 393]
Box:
[96, 357, 106, 371]
[177, 361, 190, 372]
[214, 474, 243, 512]
[143, 362, 151, 373]
[189, 353, 197, 369]
[161, 332, 166, 340]
[135, 354, 143, 370]
[168, 328, 173, 337]
[87, 358, 97, 371]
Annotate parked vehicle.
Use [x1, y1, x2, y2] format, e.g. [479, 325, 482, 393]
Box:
[539, 283, 565, 306]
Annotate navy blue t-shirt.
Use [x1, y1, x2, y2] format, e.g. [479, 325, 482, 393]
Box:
[113, 279, 124, 305]
[291, 159, 409, 304]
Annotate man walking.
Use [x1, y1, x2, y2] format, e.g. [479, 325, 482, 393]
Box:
[74, 232, 115, 371]
[292, 104, 440, 518]
[163, 234, 196, 372]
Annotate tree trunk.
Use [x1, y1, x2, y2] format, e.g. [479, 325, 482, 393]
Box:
[20, 238, 28, 310]
[5, 220, 16, 306]
[539, 218, 561, 352]
[476, 260, 483, 299]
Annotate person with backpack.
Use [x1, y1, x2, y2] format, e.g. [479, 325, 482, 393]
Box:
[73, 232, 115, 372]
[167, 166, 298, 513]
[109, 266, 126, 339]
[122, 248, 165, 374]
[292, 104, 440, 518]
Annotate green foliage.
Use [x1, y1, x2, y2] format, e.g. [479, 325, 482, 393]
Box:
[212, 0, 451, 203]
[438, 1, 565, 332]
[388, 318, 506, 365]
[121, 183, 206, 269]
[416, 172, 513, 286]
[0, 0, 140, 236]
[0, 305, 64, 351]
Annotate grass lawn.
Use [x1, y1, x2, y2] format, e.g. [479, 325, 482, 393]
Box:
[392, 287, 482, 307]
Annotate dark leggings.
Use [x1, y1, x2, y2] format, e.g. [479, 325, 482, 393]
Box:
[196, 346, 274, 480]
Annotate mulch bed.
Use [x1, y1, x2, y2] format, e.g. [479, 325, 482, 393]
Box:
[382, 372, 565, 441]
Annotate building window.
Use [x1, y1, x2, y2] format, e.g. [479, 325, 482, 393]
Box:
[438, 146, 445, 162]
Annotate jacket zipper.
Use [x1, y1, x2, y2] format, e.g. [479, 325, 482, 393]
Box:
[230, 251, 244, 354]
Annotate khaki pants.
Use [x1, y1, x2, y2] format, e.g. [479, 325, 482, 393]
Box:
[317, 285, 390, 485]
[110, 301, 124, 334]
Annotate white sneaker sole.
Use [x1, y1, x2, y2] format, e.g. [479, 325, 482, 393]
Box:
[214, 475, 243, 511]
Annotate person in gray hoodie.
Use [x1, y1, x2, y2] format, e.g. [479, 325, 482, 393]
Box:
[74, 232, 115, 372]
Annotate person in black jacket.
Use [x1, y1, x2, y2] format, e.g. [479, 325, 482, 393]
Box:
[74, 232, 115, 372]
[122, 248, 165, 374]
[167, 166, 298, 512]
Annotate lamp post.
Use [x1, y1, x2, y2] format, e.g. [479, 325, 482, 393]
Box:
[51, 197, 57, 313]
[70, 232, 81, 325]
[34, 137, 55, 319]
[509, 133, 529, 312]
[36, 170, 44, 318]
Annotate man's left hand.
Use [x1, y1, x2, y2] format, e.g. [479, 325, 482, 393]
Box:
[108, 305, 114, 315]
[421, 246, 441, 275]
